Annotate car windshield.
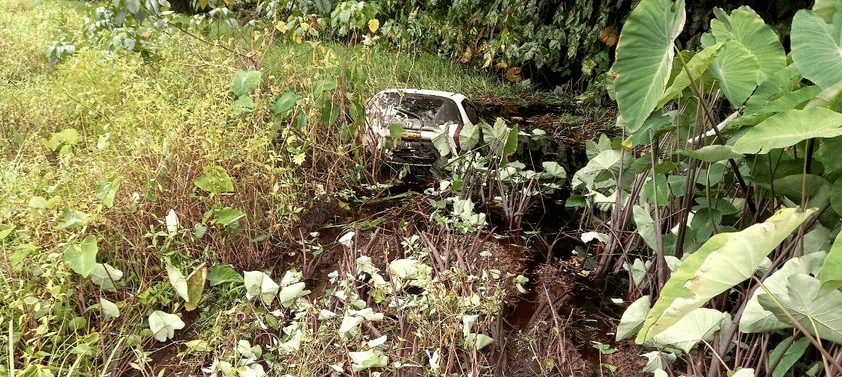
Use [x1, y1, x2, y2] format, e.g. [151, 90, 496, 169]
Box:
[368, 92, 462, 131]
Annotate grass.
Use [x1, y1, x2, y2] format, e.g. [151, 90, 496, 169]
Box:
[0, 0, 549, 375]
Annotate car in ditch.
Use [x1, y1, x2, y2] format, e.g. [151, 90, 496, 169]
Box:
[364, 88, 483, 166]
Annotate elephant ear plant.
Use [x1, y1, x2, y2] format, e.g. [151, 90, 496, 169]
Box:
[576, 0, 842, 375]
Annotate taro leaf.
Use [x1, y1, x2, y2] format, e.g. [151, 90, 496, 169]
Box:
[768, 336, 811, 377]
[90, 263, 123, 290]
[633, 205, 658, 251]
[613, 0, 686, 132]
[165, 209, 179, 234]
[459, 121, 480, 150]
[63, 235, 98, 278]
[243, 270, 279, 305]
[758, 273, 842, 344]
[649, 308, 730, 354]
[194, 165, 235, 194]
[166, 263, 189, 302]
[572, 149, 632, 190]
[28, 196, 50, 209]
[320, 98, 340, 125]
[213, 207, 245, 228]
[679, 145, 741, 163]
[349, 349, 388, 372]
[431, 124, 452, 157]
[710, 40, 760, 107]
[44, 128, 80, 152]
[792, 8, 842, 89]
[96, 176, 122, 209]
[740, 252, 826, 334]
[100, 298, 120, 319]
[636, 207, 814, 343]
[58, 208, 89, 229]
[813, 0, 842, 23]
[278, 281, 307, 307]
[148, 310, 185, 342]
[766, 174, 831, 209]
[642, 351, 677, 373]
[541, 161, 566, 179]
[464, 333, 494, 350]
[208, 264, 243, 286]
[272, 90, 300, 118]
[732, 108, 842, 154]
[710, 7, 786, 89]
[231, 95, 254, 114]
[232, 70, 262, 97]
[184, 265, 207, 311]
[0, 224, 14, 241]
[658, 43, 721, 107]
[617, 295, 651, 341]
[313, 79, 337, 98]
[819, 231, 842, 293]
[503, 124, 519, 157]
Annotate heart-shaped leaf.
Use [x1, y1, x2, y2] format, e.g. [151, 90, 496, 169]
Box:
[90, 263, 123, 290]
[243, 271, 279, 305]
[194, 165, 235, 194]
[148, 310, 185, 342]
[732, 108, 842, 154]
[613, 0, 686, 131]
[272, 90, 300, 118]
[792, 9, 842, 89]
[63, 235, 98, 277]
[100, 298, 120, 319]
[232, 70, 262, 97]
[96, 176, 122, 209]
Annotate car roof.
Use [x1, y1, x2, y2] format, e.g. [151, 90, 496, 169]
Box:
[376, 88, 467, 103]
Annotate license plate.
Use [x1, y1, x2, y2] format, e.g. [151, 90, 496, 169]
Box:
[402, 131, 422, 140]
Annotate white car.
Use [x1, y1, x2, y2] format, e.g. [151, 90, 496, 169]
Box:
[365, 88, 482, 165]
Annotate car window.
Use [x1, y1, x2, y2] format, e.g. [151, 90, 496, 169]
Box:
[462, 100, 481, 124]
[369, 92, 462, 129]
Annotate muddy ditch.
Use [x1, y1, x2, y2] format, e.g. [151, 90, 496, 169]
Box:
[260, 102, 638, 375]
[271, 167, 642, 376]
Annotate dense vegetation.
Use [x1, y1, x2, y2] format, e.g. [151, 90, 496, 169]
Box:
[4, 0, 842, 376]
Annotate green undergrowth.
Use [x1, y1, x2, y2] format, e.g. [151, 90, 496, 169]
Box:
[0, 0, 545, 375]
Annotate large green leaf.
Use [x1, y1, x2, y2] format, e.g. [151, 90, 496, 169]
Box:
[194, 165, 235, 194]
[636, 208, 814, 343]
[710, 7, 786, 89]
[89, 263, 123, 290]
[208, 264, 243, 286]
[710, 40, 760, 106]
[791, 9, 842, 89]
[739, 252, 826, 333]
[732, 108, 842, 154]
[649, 308, 730, 354]
[613, 0, 686, 131]
[617, 295, 651, 341]
[96, 176, 122, 209]
[813, 0, 842, 23]
[758, 273, 842, 344]
[768, 336, 811, 377]
[232, 70, 262, 97]
[273, 90, 300, 118]
[658, 43, 721, 107]
[63, 235, 98, 278]
[819, 231, 842, 293]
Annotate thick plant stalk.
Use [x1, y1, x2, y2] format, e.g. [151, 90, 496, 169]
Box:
[677, 51, 757, 216]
